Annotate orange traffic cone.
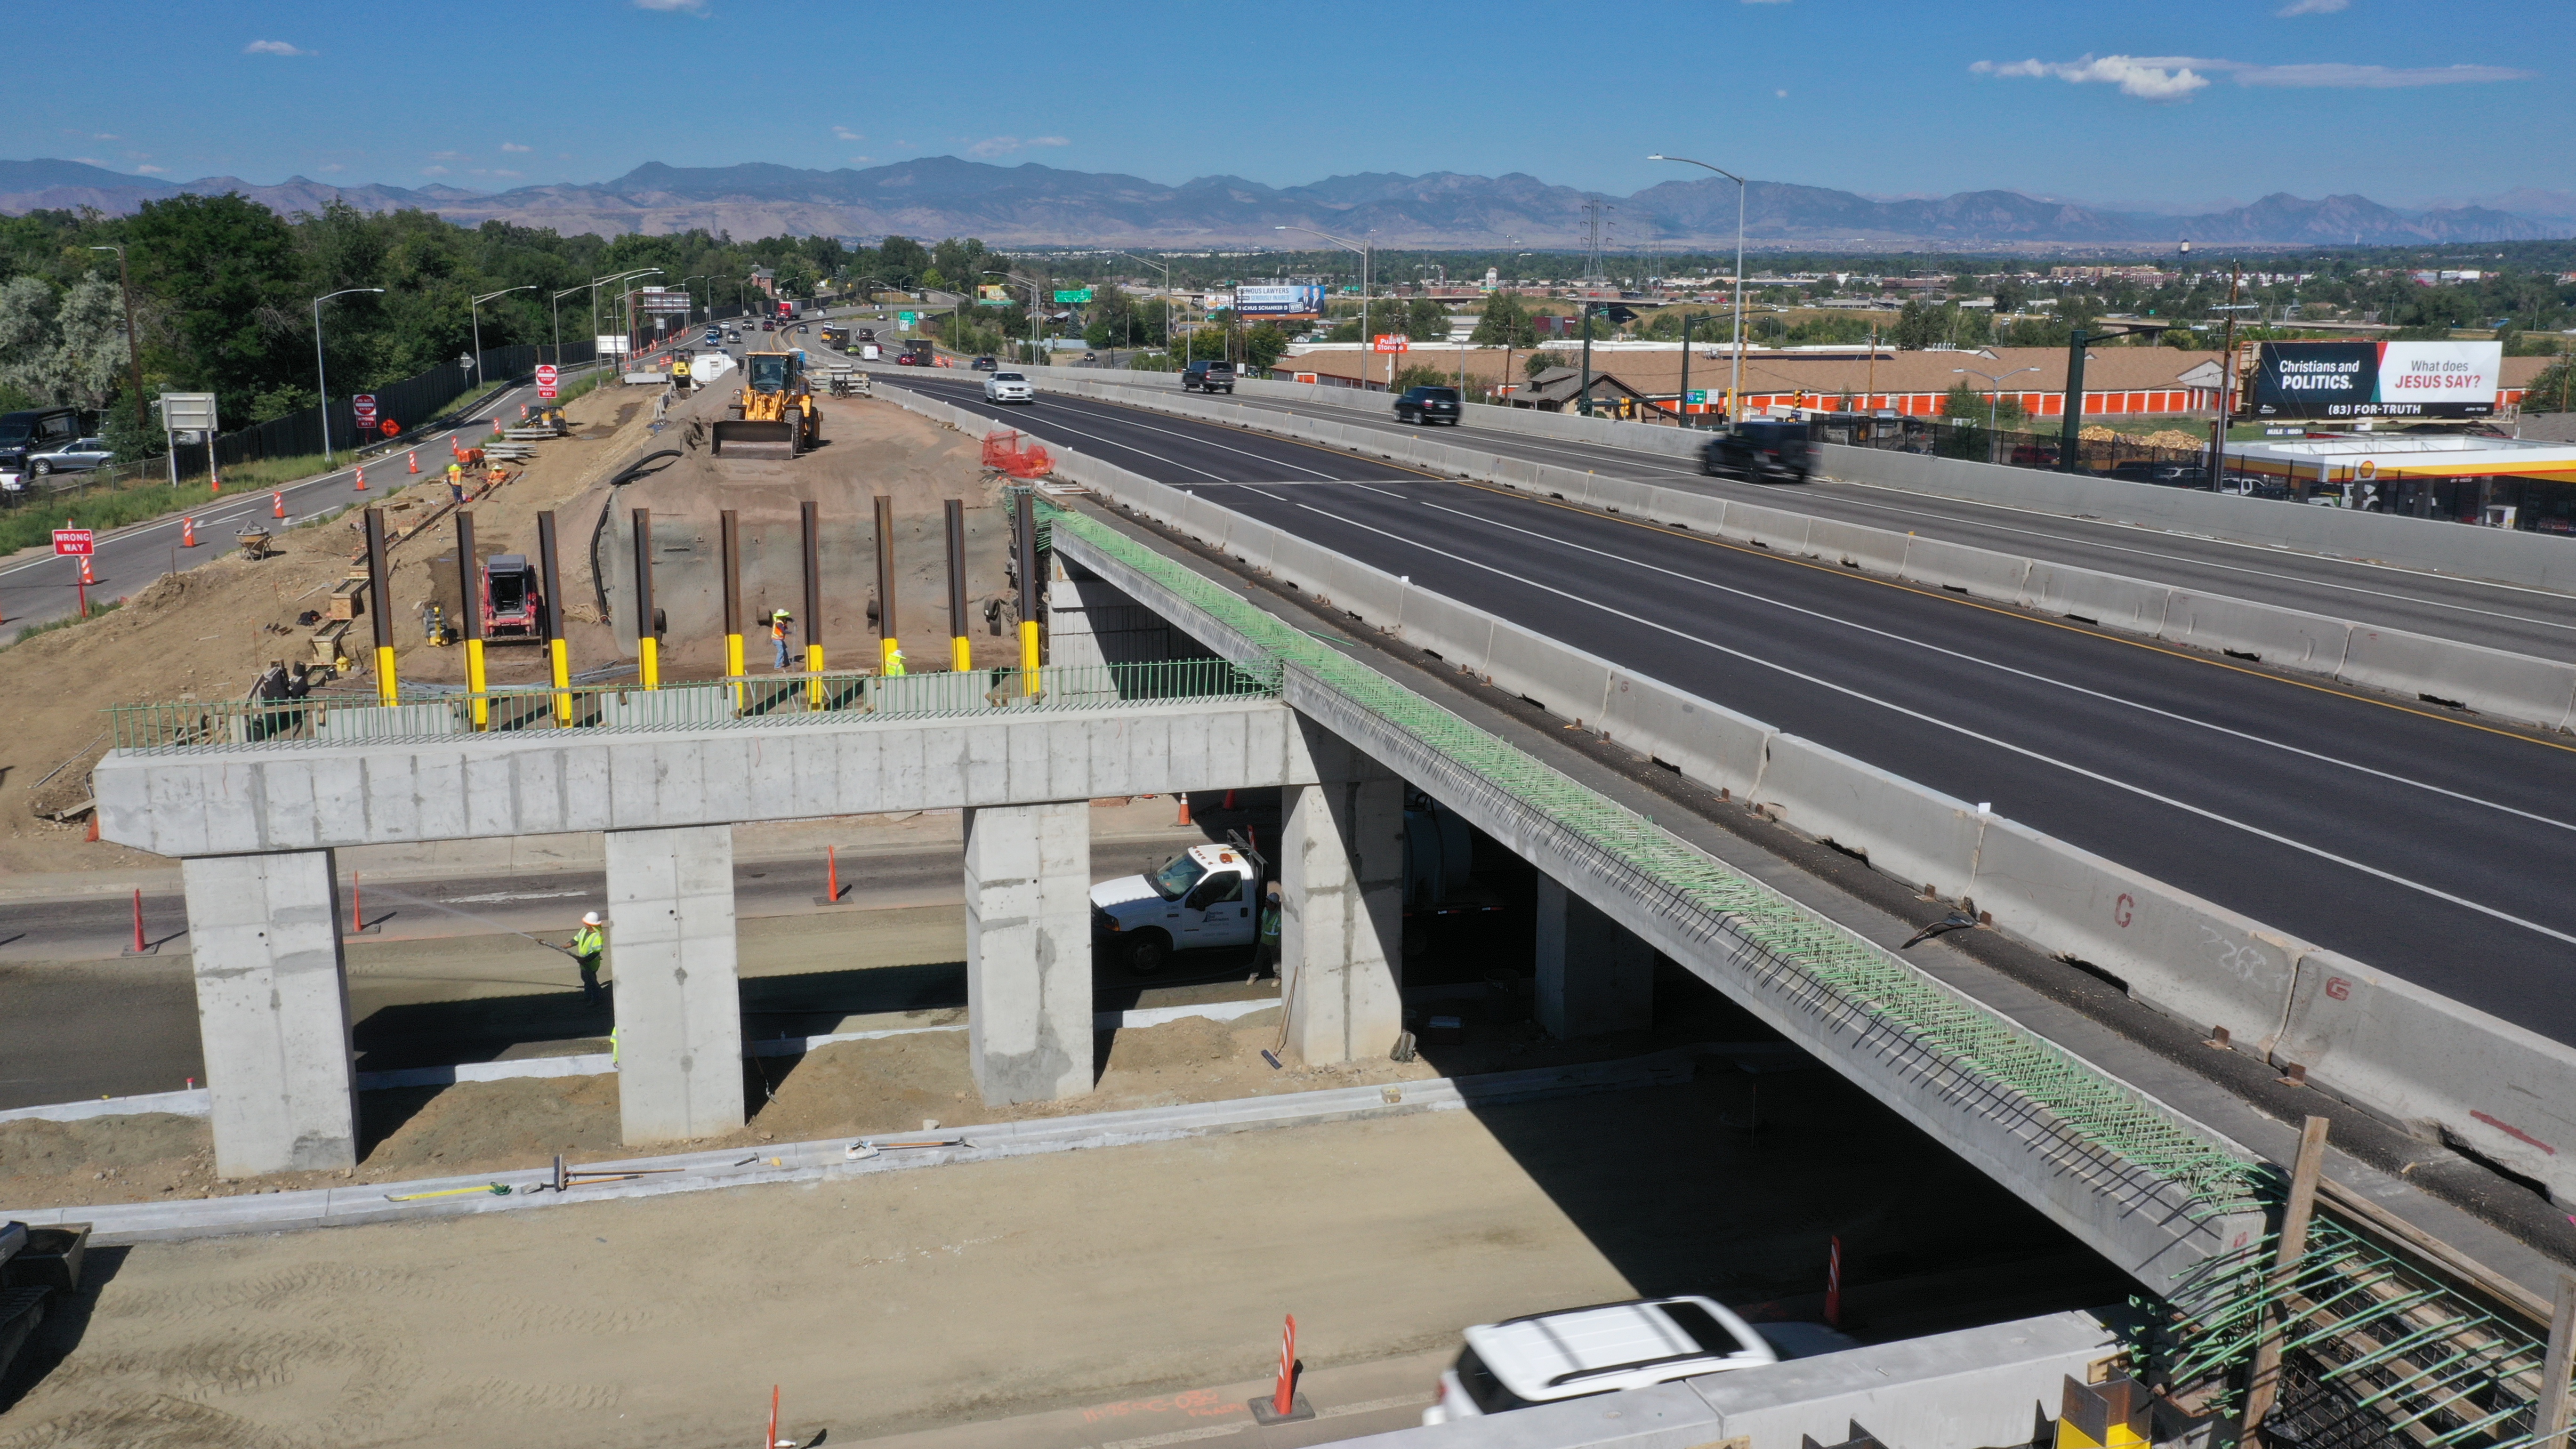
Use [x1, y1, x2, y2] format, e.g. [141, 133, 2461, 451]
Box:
[182, 516, 197, 547]
[408, 449, 419, 474]
[354, 465, 367, 491]
[272, 490, 285, 519]
[80, 555, 94, 585]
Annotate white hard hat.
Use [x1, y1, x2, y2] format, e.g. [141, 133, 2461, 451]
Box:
[582, 911, 603, 926]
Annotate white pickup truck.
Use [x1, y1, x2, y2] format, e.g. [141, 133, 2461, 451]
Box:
[1091, 842, 1261, 974]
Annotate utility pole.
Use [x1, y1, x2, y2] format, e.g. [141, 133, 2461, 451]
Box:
[2208, 261, 2246, 489]
[89, 246, 148, 435]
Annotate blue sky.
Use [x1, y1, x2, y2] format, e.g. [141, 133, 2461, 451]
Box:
[8, 0, 2564, 210]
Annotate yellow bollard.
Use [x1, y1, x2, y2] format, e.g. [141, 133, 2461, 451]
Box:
[465, 636, 489, 730]
[1019, 618, 1040, 696]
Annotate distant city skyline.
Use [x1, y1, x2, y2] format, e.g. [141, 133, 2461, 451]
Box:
[3, 0, 2560, 210]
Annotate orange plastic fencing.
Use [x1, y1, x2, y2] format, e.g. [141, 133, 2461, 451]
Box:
[980, 429, 1055, 479]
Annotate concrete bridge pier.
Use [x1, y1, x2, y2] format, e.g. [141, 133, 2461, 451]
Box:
[1535, 873, 1657, 1039]
[965, 800, 1096, 1105]
[605, 824, 746, 1143]
[1281, 725, 1406, 1065]
[181, 850, 360, 1177]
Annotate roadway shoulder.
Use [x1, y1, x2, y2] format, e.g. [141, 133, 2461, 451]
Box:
[1070, 494, 2576, 1290]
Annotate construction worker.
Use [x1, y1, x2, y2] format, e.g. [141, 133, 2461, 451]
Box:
[570, 911, 607, 1006]
[770, 607, 793, 669]
[882, 644, 906, 677]
[1253, 882, 1282, 979]
[446, 460, 465, 504]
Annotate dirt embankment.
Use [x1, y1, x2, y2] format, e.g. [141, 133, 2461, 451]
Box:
[0, 384, 663, 880]
[0, 1007, 1477, 1210]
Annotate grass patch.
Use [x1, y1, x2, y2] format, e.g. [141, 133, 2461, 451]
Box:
[0, 478, 232, 556]
[13, 597, 122, 644]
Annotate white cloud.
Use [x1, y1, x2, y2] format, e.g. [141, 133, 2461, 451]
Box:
[1973, 51, 2529, 97]
[2231, 61, 2530, 86]
[965, 135, 1069, 158]
[500, 142, 531, 153]
[1775, 88, 1788, 97]
[135, 165, 168, 175]
[2277, 0, 2348, 13]
[422, 165, 450, 176]
[1973, 55, 2209, 98]
[631, 0, 705, 10]
[849, 155, 874, 164]
[833, 126, 864, 141]
[72, 157, 100, 166]
[320, 163, 346, 173]
[243, 40, 312, 55]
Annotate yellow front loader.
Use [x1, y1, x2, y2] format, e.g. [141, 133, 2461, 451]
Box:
[711, 349, 824, 459]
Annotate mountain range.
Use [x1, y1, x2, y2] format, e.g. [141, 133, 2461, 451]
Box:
[3, 156, 2563, 253]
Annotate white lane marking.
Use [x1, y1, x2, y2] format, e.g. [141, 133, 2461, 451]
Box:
[1416, 498, 2576, 837]
[1807, 486, 2576, 636]
[1347, 483, 1410, 499]
[1293, 499, 2576, 950]
[440, 890, 590, 903]
[1239, 486, 1288, 501]
[1014, 389, 1360, 481]
[910, 385, 1232, 482]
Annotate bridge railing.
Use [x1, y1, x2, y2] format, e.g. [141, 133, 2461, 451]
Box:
[103, 656, 1280, 754]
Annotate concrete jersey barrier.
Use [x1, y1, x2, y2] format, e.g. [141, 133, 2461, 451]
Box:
[1021, 357, 2576, 595]
[1021, 374, 2576, 736]
[866, 377, 2576, 1206]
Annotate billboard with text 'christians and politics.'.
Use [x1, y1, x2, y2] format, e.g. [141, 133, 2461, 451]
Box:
[1232, 284, 1327, 320]
[2248, 340, 2501, 419]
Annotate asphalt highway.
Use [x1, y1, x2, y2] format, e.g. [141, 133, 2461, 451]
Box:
[0, 366, 596, 638]
[890, 373, 2576, 1048]
[1116, 382, 2576, 664]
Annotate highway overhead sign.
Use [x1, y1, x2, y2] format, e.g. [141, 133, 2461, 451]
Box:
[52, 528, 94, 557]
[1052, 288, 1095, 304]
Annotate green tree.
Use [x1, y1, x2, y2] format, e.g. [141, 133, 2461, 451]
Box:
[1389, 363, 1451, 393]
[122, 193, 304, 411]
[0, 274, 129, 411]
[877, 235, 931, 282]
[1469, 291, 1538, 348]
[1939, 380, 1986, 420]
[1243, 322, 1291, 372]
[2522, 354, 2576, 413]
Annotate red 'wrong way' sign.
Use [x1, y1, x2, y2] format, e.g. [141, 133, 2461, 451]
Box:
[53, 529, 94, 556]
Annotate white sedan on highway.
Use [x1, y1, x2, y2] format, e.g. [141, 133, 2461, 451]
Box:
[982, 371, 1035, 405]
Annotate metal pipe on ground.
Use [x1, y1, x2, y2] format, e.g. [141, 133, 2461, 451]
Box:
[946, 498, 970, 672]
[874, 494, 900, 673]
[538, 509, 570, 722]
[631, 506, 659, 689]
[721, 508, 744, 706]
[456, 511, 487, 730]
[364, 507, 396, 705]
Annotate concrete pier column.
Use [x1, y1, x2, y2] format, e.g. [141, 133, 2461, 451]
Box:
[1280, 730, 1405, 1064]
[605, 824, 744, 1143]
[183, 850, 359, 1177]
[1534, 874, 1656, 1040]
[965, 800, 1094, 1105]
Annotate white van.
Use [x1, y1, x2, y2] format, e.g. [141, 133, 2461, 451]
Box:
[1422, 1297, 1853, 1425]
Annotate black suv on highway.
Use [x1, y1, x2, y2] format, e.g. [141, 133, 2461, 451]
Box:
[1182, 360, 1236, 394]
[1699, 419, 1813, 484]
[1394, 385, 1462, 427]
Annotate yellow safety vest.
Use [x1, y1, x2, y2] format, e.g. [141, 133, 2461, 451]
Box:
[884, 650, 906, 677]
[573, 926, 603, 958]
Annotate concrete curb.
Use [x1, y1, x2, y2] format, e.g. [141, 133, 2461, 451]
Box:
[2, 1046, 1698, 1244]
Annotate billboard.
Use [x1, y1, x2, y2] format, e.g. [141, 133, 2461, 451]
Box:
[977, 285, 1014, 306]
[1234, 283, 1326, 320]
[2247, 340, 2500, 420]
[637, 288, 691, 315]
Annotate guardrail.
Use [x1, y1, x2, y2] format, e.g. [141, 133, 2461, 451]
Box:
[103, 657, 1279, 753]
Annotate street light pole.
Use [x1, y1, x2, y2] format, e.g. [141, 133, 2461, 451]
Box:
[551, 285, 586, 366]
[1107, 251, 1172, 362]
[313, 287, 386, 467]
[1276, 225, 1372, 378]
[1649, 154, 1748, 425]
[88, 245, 148, 435]
[1952, 364, 2038, 463]
[471, 285, 536, 394]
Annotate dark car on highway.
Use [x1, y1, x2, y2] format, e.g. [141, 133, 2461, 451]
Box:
[970, 356, 998, 371]
[1699, 419, 1812, 483]
[1394, 385, 1462, 427]
[1182, 360, 1236, 394]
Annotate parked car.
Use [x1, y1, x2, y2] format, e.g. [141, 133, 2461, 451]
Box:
[0, 406, 83, 478]
[970, 356, 999, 371]
[1394, 385, 1462, 427]
[1422, 1297, 1850, 1425]
[1181, 360, 1236, 394]
[27, 437, 114, 475]
[1699, 419, 1812, 484]
[983, 371, 1035, 404]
